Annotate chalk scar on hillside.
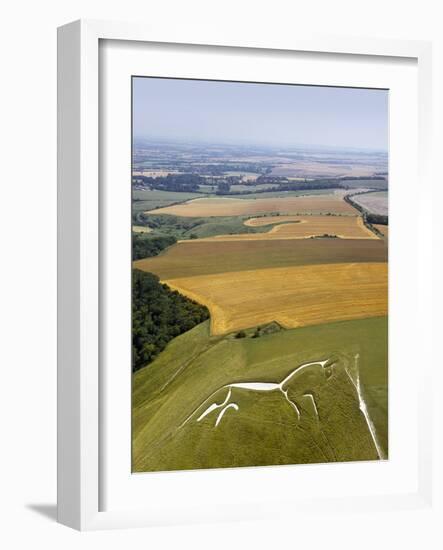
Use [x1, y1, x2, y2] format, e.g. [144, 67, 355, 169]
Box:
[345, 354, 385, 460]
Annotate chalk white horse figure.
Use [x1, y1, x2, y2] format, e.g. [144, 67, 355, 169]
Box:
[180, 359, 331, 429]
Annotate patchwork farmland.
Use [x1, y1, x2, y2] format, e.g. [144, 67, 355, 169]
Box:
[134, 238, 387, 279]
[132, 153, 388, 472]
[193, 214, 377, 241]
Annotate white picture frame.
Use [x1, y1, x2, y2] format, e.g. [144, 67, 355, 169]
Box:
[57, 19, 434, 531]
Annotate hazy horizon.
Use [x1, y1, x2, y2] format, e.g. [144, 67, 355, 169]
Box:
[133, 135, 388, 154]
[133, 77, 388, 152]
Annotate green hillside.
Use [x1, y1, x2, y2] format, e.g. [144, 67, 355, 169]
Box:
[132, 316, 388, 472]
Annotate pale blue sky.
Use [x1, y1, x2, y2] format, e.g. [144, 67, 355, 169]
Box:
[133, 77, 388, 151]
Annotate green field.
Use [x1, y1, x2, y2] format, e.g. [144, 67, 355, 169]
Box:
[133, 316, 388, 472]
[139, 213, 272, 240]
[132, 189, 205, 213]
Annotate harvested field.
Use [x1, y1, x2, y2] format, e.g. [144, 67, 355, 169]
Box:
[206, 215, 378, 240]
[340, 179, 388, 190]
[270, 161, 381, 178]
[134, 239, 388, 279]
[164, 262, 388, 335]
[352, 191, 388, 216]
[145, 195, 358, 217]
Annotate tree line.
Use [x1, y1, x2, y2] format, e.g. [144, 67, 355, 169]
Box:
[343, 192, 388, 239]
[216, 180, 346, 195]
[132, 234, 177, 260]
[132, 270, 209, 371]
[132, 173, 348, 195]
[133, 173, 204, 192]
[343, 191, 388, 225]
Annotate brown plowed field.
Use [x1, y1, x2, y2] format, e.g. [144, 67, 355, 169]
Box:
[134, 238, 388, 279]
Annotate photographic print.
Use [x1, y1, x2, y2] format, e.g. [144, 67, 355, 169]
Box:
[131, 77, 388, 472]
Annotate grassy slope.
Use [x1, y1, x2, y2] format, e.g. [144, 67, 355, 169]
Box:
[180, 216, 270, 239]
[140, 214, 271, 240]
[134, 238, 388, 279]
[132, 316, 387, 472]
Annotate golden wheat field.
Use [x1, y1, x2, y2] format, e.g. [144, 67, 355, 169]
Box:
[164, 262, 388, 335]
[191, 215, 377, 241]
[145, 195, 357, 217]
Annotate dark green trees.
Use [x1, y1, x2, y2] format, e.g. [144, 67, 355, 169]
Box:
[132, 234, 176, 260]
[132, 270, 209, 371]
